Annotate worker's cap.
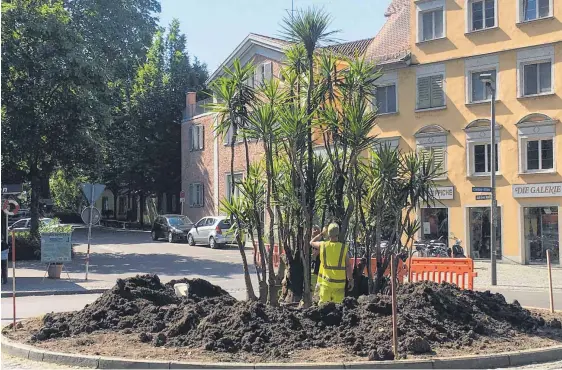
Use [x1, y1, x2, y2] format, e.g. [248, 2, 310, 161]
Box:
[327, 223, 340, 238]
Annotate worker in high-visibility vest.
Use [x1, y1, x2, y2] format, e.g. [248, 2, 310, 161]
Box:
[310, 223, 353, 304]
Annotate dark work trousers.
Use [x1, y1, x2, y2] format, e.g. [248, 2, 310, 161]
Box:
[1, 259, 7, 284]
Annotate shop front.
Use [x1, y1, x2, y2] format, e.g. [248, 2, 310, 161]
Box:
[514, 183, 562, 264]
[420, 186, 453, 244]
[468, 206, 502, 260]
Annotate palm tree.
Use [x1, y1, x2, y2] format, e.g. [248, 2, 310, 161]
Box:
[281, 6, 338, 307]
[208, 59, 257, 301]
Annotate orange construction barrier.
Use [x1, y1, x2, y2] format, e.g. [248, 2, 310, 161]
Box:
[254, 243, 284, 270]
[352, 258, 407, 283]
[408, 257, 478, 290]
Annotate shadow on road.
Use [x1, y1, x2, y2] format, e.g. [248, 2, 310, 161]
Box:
[12, 252, 247, 280]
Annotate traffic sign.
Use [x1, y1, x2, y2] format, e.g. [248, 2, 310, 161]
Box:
[179, 190, 186, 203]
[476, 194, 491, 200]
[2, 199, 20, 216]
[472, 187, 492, 193]
[81, 184, 106, 205]
[81, 207, 101, 225]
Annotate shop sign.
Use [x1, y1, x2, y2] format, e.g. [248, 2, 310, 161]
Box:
[512, 183, 562, 198]
[433, 186, 454, 200]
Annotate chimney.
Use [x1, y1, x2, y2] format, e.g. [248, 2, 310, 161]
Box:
[185, 92, 197, 120]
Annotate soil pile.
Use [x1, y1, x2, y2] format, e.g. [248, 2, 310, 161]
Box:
[32, 274, 551, 361]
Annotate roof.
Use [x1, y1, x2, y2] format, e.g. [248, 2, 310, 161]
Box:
[323, 38, 373, 58]
[363, 0, 411, 65]
[248, 33, 292, 48]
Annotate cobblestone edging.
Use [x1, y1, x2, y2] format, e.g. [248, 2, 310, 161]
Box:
[3, 335, 562, 369]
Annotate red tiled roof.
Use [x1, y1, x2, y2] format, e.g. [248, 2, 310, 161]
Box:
[323, 38, 373, 58]
[364, 0, 411, 64]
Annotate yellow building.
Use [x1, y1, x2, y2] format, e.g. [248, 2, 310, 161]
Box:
[372, 0, 562, 264]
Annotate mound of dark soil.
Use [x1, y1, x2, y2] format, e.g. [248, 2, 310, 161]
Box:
[32, 274, 550, 361]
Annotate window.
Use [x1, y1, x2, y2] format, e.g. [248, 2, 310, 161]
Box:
[469, 0, 496, 31]
[469, 207, 502, 259]
[191, 125, 204, 151]
[517, 46, 554, 97]
[254, 62, 272, 87]
[517, 113, 557, 173]
[374, 137, 400, 153]
[375, 85, 397, 114]
[524, 207, 559, 264]
[189, 183, 204, 207]
[523, 62, 552, 96]
[415, 125, 448, 179]
[421, 208, 448, 241]
[526, 139, 554, 171]
[520, 0, 551, 22]
[102, 197, 109, 211]
[421, 8, 444, 41]
[473, 144, 499, 174]
[118, 197, 126, 215]
[417, 75, 445, 110]
[224, 123, 244, 145]
[471, 70, 496, 102]
[226, 174, 243, 202]
[465, 119, 501, 177]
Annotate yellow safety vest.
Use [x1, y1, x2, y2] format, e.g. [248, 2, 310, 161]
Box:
[317, 241, 348, 288]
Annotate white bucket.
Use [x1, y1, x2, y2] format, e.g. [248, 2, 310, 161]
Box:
[174, 283, 188, 297]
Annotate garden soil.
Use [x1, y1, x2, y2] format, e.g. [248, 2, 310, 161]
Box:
[19, 274, 562, 361]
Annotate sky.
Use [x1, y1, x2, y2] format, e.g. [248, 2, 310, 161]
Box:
[158, 0, 393, 75]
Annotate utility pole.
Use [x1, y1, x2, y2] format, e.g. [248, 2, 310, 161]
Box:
[480, 73, 497, 286]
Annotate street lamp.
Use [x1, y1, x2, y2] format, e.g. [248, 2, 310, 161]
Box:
[480, 73, 497, 286]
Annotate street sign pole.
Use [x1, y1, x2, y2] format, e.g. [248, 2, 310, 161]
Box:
[85, 185, 94, 281]
[489, 83, 497, 286]
[11, 229, 16, 331]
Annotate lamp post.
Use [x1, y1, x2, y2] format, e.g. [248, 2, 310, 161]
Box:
[480, 73, 497, 286]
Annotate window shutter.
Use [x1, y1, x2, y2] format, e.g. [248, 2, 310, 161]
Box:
[417, 76, 431, 109]
[430, 75, 445, 107]
[432, 146, 446, 175]
[199, 126, 204, 150]
[200, 184, 204, 207]
[255, 65, 263, 86]
[188, 184, 193, 207]
[189, 126, 194, 151]
[264, 62, 273, 81]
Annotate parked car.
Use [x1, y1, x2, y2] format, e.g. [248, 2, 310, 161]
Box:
[151, 214, 194, 243]
[8, 217, 54, 232]
[7, 209, 30, 226]
[187, 216, 243, 249]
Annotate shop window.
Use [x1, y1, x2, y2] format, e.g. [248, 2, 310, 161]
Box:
[524, 207, 559, 264]
[415, 125, 449, 180]
[469, 207, 502, 259]
[421, 208, 448, 242]
[516, 113, 557, 174]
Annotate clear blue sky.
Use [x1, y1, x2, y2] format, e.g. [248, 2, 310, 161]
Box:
[159, 0, 393, 74]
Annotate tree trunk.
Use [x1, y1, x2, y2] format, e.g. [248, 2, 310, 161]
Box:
[231, 123, 256, 301]
[29, 167, 41, 242]
[139, 192, 145, 227]
[113, 190, 118, 220]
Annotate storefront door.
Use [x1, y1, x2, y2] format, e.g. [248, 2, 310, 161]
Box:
[421, 208, 448, 242]
[524, 207, 559, 264]
[469, 207, 502, 260]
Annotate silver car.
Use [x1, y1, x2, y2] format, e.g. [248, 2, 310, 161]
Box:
[8, 217, 54, 232]
[187, 216, 243, 249]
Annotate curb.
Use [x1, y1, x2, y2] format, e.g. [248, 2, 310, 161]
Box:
[1, 288, 108, 298]
[2, 334, 562, 369]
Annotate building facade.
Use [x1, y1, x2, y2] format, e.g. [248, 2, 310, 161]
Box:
[372, 0, 562, 264]
[181, 0, 561, 264]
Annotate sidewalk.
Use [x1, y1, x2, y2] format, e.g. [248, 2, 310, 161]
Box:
[474, 261, 562, 291]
